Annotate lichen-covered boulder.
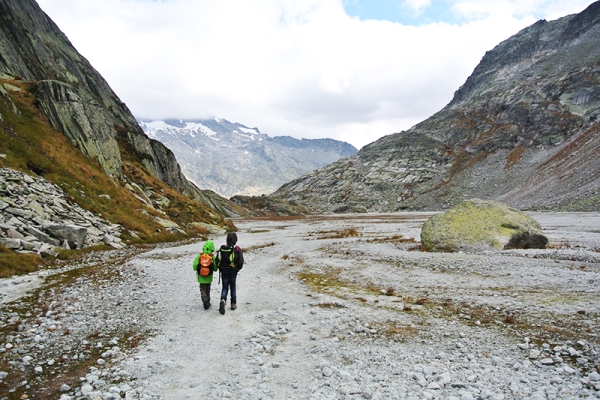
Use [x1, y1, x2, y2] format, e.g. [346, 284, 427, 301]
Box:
[421, 199, 548, 252]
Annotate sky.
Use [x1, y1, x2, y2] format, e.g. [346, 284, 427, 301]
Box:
[36, 0, 593, 150]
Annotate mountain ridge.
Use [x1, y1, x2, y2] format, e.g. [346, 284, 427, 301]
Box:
[139, 118, 357, 198]
[272, 1, 600, 213]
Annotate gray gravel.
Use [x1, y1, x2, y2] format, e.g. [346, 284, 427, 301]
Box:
[0, 212, 599, 399]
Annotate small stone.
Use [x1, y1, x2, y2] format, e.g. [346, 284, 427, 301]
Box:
[80, 384, 93, 396]
[588, 372, 600, 382]
[568, 347, 580, 356]
[563, 365, 577, 374]
[134, 369, 151, 380]
[528, 349, 540, 359]
[59, 384, 70, 392]
[438, 372, 452, 385]
[34, 366, 43, 375]
[339, 387, 361, 395]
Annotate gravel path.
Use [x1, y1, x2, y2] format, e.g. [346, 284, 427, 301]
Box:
[1, 212, 599, 400]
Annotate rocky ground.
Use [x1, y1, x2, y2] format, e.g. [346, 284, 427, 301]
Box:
[0, 168, 126, 255]
[0, 212, 599, 400]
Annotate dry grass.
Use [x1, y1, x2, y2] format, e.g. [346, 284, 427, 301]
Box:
[248, 229, 271, 233]
[371, 320, 419, 341]
[315, 302, 345, 308]
[309, 228, 361, 240]
[365, 235, 417, 244]
[245, 242, 276, 252]
[0, 245, 42, 277]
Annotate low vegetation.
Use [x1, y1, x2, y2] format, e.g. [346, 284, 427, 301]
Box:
[0, 244, 42, 277]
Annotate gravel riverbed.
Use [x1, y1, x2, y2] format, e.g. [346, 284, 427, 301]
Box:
[0, 212, 599, 400]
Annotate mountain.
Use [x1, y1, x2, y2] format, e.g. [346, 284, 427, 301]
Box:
[272, 1, 600, 213]
[0, 0, 244, 256]
[139, 119, 357, 198]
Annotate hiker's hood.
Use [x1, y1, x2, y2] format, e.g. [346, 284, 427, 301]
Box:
[226, 232, 238, 247]
[202, 240, 215, 254]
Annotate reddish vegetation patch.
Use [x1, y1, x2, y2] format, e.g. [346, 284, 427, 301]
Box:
[537, 123, 600, 171]
[505, 146, 527, 171]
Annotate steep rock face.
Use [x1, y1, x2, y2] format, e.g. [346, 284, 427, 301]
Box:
[35, 80, 123, 178]
[139, 119, 357, 197]
[273, 2, 600, 212]
[0, 0, 199, 197]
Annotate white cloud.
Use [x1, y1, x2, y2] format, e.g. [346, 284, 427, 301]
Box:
[402, 0, 432, 15]
[36, 0, 594, 149]
[451, 0, 592, 21]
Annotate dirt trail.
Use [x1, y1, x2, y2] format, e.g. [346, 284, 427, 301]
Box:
[111, 212, 600, 399]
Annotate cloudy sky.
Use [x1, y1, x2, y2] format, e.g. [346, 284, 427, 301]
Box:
[37, 0, 593, 149]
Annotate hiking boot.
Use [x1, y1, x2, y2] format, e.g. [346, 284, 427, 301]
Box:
[231, 302, 237, 310]
[203, 299, 210, 310]
[219, 300, 226, 315]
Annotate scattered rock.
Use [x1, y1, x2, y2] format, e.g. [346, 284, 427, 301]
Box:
[0, 168, 125, 255]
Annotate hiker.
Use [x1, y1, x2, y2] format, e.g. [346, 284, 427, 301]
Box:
[192, 240, 217, 310]
[216, 232, 244, 315]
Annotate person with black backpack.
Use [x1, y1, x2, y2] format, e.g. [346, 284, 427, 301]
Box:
[216, 232, 244, 315]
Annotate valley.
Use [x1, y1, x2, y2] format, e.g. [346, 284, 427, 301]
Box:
[0, 212, 598, 399]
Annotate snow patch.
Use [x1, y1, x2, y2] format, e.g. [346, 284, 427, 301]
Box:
[239, 127, 260, 135]
[185, 122, 217, 138]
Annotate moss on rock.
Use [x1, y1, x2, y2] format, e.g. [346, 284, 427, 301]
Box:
[421, 199, 548, 252]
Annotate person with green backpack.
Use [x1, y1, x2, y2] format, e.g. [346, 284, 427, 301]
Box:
[216, 232, 244, 315]
[192, 240, 218, 310]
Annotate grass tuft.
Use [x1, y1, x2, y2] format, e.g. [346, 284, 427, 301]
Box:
[0, 245, 42, 277]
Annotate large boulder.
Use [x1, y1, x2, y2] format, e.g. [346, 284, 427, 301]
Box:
[421, 199, 548, 252]
[43, 224, 88, 250]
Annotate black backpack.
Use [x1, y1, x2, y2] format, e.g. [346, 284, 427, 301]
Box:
[218, 246, 235, 272]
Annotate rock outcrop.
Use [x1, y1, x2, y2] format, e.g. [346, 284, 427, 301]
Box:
[35, 80, 124, 178]
[420, 199, 548, 252]
[272, 2, 600, 212]
[0, 168, 126, 256]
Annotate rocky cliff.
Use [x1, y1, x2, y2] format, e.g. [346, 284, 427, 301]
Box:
[273, 1, 600, 212]
[139, 119, 357, 197]
[0, 0, 246, 228]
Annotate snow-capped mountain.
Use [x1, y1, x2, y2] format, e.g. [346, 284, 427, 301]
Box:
[138, 119, 357, 198]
